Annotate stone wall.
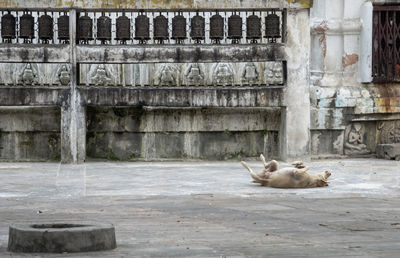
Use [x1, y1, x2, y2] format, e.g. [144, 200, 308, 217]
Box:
[0, 0, 311, 162]
[86, 107, 280, 160]
[0, 107, 61, 161]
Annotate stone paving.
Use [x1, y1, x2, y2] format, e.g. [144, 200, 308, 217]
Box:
[0, 158, 399, 257]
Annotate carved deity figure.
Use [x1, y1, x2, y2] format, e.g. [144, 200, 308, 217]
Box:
[90, 64, 113, 86]
[264, 62, 283, 85]
[242, 62, 259, 85]
[158, 64, 177, 86]
[344, 123, 369, 154]
[21, 63, 37, 85]
[57, 64, 71, 86]
[185, 63, 204, 86]
[378, 121, 400, 144]
[213, 63, 234, 86]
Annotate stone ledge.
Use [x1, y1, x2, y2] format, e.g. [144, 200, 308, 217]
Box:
[80, 86, 285, 107]
[77, 44, 286, 64]
[0, 87, 69, 106]
[0, 45, 70, 63]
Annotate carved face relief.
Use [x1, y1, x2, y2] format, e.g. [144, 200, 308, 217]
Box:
[264, 61, 283, 85]
[242, 62, 259, 85]
[158, 64, 177, 86]
[185, 63, 204, 86]
[90, 64, 113, 86]
[212, 63, 234, 86]
[57, 64, 70, 86]
[20, 63, 38, 85]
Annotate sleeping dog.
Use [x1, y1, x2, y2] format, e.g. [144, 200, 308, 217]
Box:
[241, 155, 331, 188]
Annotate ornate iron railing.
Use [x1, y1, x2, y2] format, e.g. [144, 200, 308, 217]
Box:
[372, 5, 400, 82]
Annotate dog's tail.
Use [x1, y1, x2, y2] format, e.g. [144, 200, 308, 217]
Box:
[240, 161, 269, 185]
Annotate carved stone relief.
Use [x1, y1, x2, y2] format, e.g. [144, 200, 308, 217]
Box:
[242, 62, 259, 85]
[53, 64, 71, 86]
[378, 120, 400, 144]
[0, 62, 285, 87]
[344, 123, 369, 155]
[89, 64, 115, 86]
[264, 61, 283, 85]
[0, 64, 69, 86]
[212, 63, 234, 86]
[155, 64, 178, 86]
[185, 63, 205, 86]
[19, 63, 39, 85]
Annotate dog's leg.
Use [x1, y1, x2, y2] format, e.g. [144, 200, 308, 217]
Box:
[241, 161, 269, 185]
[292, 161, 305, 169]
[260, 154, 279, 172]
[260, 154, 268, 168]
[293, 166, 310, 177]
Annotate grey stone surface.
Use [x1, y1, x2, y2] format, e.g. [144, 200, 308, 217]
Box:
[0, 87, 68, 106]
[86, 106, 280, 160]
[0, 107, 61, 161]
[376, 143, 400, 160]
[8, 222, 116, 253]
[81, 87, 284, 107]
[76, 45, 285, 64]
[0, 45, 70, 63]
[0, 158, 399, 257]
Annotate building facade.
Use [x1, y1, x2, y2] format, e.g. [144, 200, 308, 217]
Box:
[0, 0, 397, 162]
[311, 0, 400, 160]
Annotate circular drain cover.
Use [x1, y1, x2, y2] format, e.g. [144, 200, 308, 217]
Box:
[8, 222, 116, 253]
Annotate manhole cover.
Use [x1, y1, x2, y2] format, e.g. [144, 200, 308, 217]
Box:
[8, 222, 116, 253]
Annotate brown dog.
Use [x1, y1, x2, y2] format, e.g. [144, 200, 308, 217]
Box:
[241, 155, 331, 188]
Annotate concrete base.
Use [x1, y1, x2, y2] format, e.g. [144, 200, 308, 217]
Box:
[376, 143, 400, 160]
[8, 222, 116, 253]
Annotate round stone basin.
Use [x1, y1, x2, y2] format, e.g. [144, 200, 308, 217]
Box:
[8, 222, 116, 253]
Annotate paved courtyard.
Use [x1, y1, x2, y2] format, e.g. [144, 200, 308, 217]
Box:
[0, 158, 400, 257]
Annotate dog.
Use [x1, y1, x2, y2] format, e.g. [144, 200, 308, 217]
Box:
[241, 154, 331, 188]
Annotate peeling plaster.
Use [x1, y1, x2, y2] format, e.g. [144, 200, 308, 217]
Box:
[342, 54, 358, 68]
[314, 20, 328, 57]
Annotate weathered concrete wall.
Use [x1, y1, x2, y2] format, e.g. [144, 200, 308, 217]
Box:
[281, 8, 311, 159]
[0, 107, 61, 161]
[310, 0, 400, 157]
[86, 107, 280, 160]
